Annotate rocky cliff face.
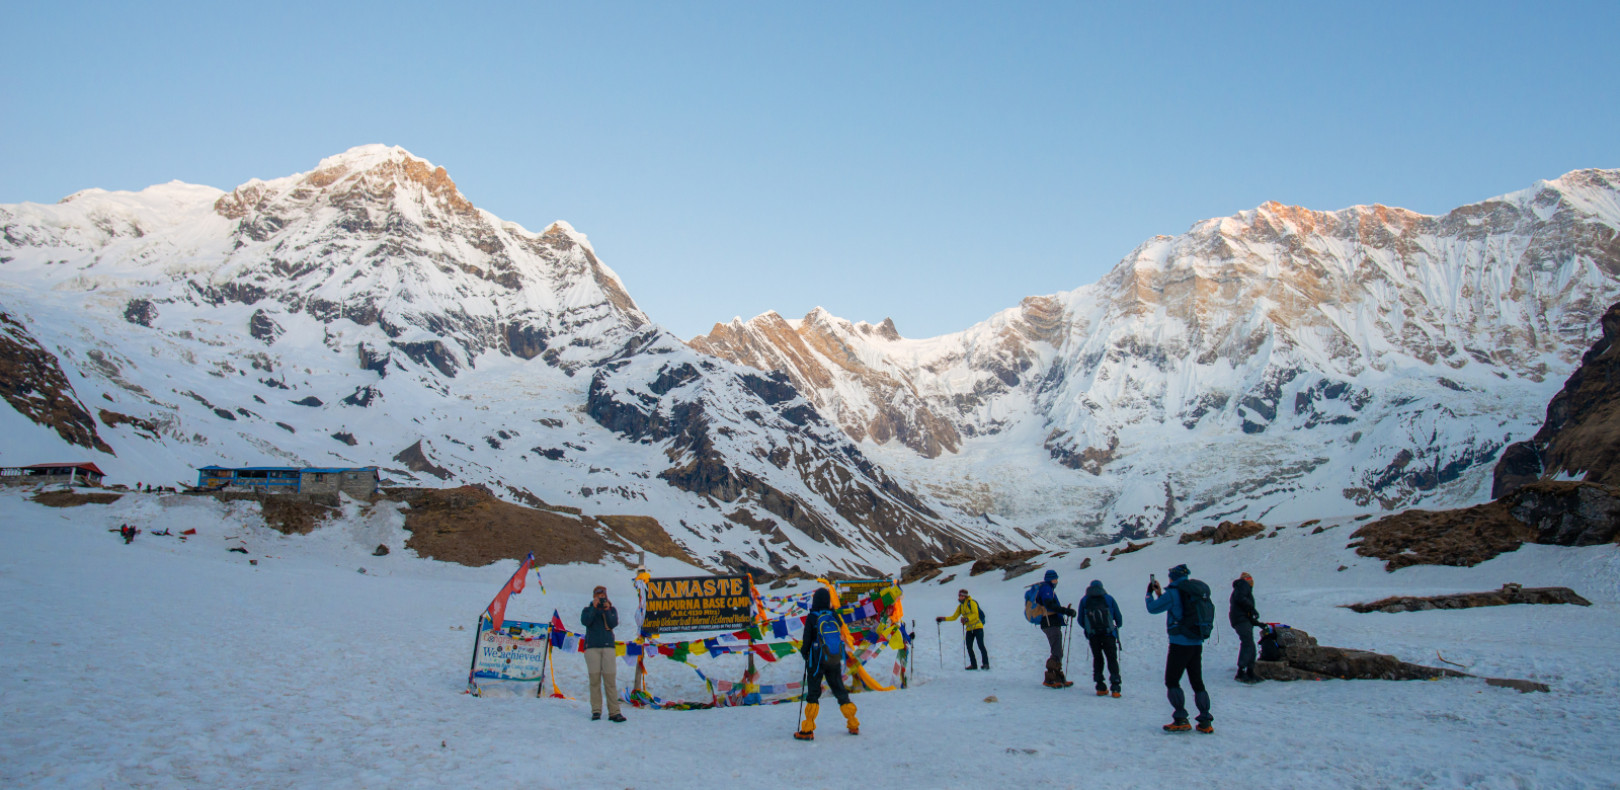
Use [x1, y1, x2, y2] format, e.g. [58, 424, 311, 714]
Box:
[1494, 300, 1620, 496]
[691, 170, 1620, 543]
[0, 146, 1019, 574]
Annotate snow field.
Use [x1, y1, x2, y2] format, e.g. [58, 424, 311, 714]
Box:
[1, 492, 1617, 788]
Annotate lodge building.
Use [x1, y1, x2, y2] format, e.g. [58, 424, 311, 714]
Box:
[0, 462, 106, 487]
[196, 466, 380, 498]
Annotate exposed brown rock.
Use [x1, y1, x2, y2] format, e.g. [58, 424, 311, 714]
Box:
[393, 440, 454, 481]
[1108, 540, 1153, 558]
[389, 484, 633, 567]
[1345, 584, 1592, 613]
[594, 514, 705, 569]
[0, 312, 115, 454]
[968, 549, 1043, 578]
[1251, 627, 1466, 681]
[1179, 520, 1265, 544]
[1494, 301, 1620, 497]
[31, 490, 123, 507]
[1352, 481, 1620, 570]
[899, 552, 975, 585]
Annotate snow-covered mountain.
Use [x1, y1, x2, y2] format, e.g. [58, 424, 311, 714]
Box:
[0, 145, 1024, 575]
[690, 170, 1620, 544]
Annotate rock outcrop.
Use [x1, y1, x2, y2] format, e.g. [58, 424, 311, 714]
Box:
[1494, 300, 1620, 497]
[1345, 584, 1591, 613]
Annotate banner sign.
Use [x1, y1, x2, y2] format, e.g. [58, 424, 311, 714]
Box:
[836, 578, 894, 600]
[642, 574, 755, 634]
[471, 619, 551, 683]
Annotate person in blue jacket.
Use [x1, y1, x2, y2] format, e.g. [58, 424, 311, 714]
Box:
[1146, 564, 1213, 733]
[1079, 580, 1123, 697]
[1032, 570, 1076, 687]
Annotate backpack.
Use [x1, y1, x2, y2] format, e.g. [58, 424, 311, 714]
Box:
[1081, 594, 1112, 636]
[1170, 579, 1216, 641]
[1259, 624, 1286, 661]
[815, 611, 846, 660]
[1023, 584, 1048, 624]
[971, 599, 987, 624]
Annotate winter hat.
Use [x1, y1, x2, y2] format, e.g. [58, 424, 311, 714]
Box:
[1087, 580, 1105, 593]
[1044, 569, 1059, 582]
[1168, 564, 1190, 580]
[958, 588, 970, 597]
[1240, 572, 1253, 585]
[593, 585, 607, 595]
[810, 587, 832, 611]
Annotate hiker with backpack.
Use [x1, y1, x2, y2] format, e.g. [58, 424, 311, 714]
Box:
[1146, 564, 1215, 733]
[1079, 580, 1123, 697]
[794, 587, 859, 740]
[1230, 572, 1262, 683]
[937, 588, 989, 670]
[1025, 570, 1076, 688]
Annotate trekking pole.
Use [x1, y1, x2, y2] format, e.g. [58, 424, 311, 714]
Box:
[936, 621, 943, 669]
[1063, 610, 1074, 677]
[960, 621, 967, 669]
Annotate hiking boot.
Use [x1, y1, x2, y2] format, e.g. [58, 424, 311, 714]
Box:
[1196, 723, 1214, 734]
[1111, 690, 1122, 698]
[965, 666, 978, 671]
[1163, 720, 1192, 732]
[591, 712, 601, 721]
[793, 729, 814, 741]
[1043, 680, 1066, 689]
[608, 713, 627, 723]
[1235, 670, 1245, 681]
[1096, 688, 1109, 696]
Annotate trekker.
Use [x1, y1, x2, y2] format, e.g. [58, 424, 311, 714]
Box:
[1079, 580, 1123, 697]
[580, 585, 626, 722]
[1230, 572, 1262, 683]
[794, 588, 859, 740]
[1029, 570, 1076, 688]
[1146, 564, 1215, 733]
[938, 588, 989, 670]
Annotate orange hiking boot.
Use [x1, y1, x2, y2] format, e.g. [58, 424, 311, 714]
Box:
[1196, 723, 1215, 734]
[1111, 691, 1122, 698]
[1163, 720, 1192, 732]
[1096, 689, 1109, 696]
[794, 703, 819, 741]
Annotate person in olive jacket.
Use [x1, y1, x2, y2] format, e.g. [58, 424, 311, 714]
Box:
[581, 585, 626, 722]
[1229, 572, 1262, 683]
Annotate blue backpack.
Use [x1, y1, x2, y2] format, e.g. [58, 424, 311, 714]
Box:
[815, 611, 846, 660]
[1023, 584, 1048, 624]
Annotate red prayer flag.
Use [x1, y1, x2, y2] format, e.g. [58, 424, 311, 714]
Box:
[484, 554, 532, 634]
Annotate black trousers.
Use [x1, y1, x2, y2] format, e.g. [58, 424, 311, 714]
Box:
[1089, 634, 1120, 691]
[964, 627, 988, 668]
[1235, 624, 1257, 672]
[804, 652, 850, 706]
[1164, 643, 1212, 724]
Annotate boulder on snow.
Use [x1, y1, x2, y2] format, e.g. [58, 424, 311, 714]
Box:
[1250, 626, 1466, 682]
[1179, 520, 1266, 545]
[1345, 583, 1591, 613]
[372, 544, 390, 556]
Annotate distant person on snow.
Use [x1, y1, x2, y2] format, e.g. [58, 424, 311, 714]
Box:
[580, 585, 626, 723]
[120, 525, 137, 544]
[1028, 570, 1076, 688]
[938, 588, 989, 670]
[1079, 580, 1123, 697]
[795, 587, 859, 740]
[1230, 572, 1262, 683]
[1147, 564, 1215, 733]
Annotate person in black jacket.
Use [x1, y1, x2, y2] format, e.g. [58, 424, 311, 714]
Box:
[1229, 572, 1262, 683]
[581, 585, 626, 721]
[794, 587, 858, 740]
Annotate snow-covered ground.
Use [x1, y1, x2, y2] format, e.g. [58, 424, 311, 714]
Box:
[2, 490, 1616, 788]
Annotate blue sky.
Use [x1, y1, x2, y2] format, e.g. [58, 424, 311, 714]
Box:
[3, 2, 1616, 340]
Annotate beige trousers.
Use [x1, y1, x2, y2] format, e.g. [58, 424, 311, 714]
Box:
[584, 647, 621, 716]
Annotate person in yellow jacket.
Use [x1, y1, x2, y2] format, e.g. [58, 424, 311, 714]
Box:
[937, 589, 990, 670]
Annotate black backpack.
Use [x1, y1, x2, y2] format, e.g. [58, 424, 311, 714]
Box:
[1259, 624, 1285, 661]
[1170, 579, 1216, 641]
[1080, 594, 1111, 636]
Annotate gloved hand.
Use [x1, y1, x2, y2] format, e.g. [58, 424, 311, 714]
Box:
[1061, 606, 1076, 619]
[935, 616, 945, 622]
[1147, 580, 1161, 596]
